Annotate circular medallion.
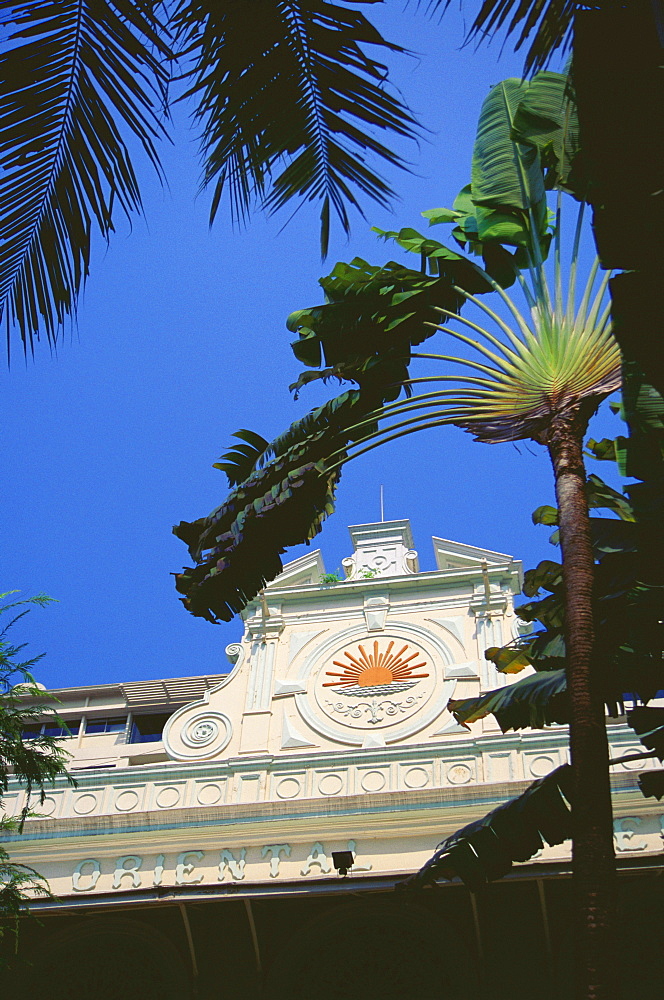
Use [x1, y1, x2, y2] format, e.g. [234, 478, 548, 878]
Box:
[164, 709, 232, 760]
[73, 793, 97, 815]
[529, 755, 556, 777]
[294, 626, 456, 747]
[447, 764, 472, 785]
[275, 777, 301, 799]
[197, 782, 223, 805]
[360, 769, 386, 792]
[115, 790, 139, 812]
[314, 636, 436, 733]
[182, 714, 220, 748]
[318, 773, 343, 796]
[404, 766, 429, 789]
[155, 786, 181, 809]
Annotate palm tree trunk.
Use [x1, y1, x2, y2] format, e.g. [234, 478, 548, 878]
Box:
[546, 412, 617, 1000]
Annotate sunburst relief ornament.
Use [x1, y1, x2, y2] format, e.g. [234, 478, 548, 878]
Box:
[324, 640, 429, 696]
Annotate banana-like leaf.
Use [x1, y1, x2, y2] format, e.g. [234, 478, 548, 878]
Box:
[637, 771, 664, 801]
[627, 707, 664, 760]
[373, 224, 517, 288]
[472, 79, 547, 216]
[404, 765, 573, 890]
[487, 624, 566, 675]
[174, 390, 373, 621]
[533, 476, 635, 528]
[483, 644, 533, 674]
[522, 559, 563, 597]
[586, 436, 629, 477]
[174, 0, 419, 257]
[586, 474, 636, 521]
[510, 70, 582, 193]
[0, 0, 169, 355]
[287, 256, 473, 405]
[491, 456, 663, 717]
[448, 670, 568, 732]
[423, 186, 548, 269]
[212, 429, 271, 487]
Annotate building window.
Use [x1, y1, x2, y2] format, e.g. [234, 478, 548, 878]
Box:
[85, 717, 126, 735]
[22, 719, 81, 739]
[130, 713, 171, 744]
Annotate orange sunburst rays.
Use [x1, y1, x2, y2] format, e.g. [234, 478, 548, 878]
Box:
[323, 640, 429, 688]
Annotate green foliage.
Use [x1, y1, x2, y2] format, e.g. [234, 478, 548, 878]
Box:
[287, 255, 480, 404]
[1, 1, 419, 352]
[627, 707, 664, 760]
[473, 78, 548, 216]
[586, 436, 628, 476]
[212, 429, 271, 487]
[0, 821, 53, 954]
[320, 571, 342, 584]
[174, 232, 506, 621]
[0, 0, 169, 355]
[173, 65, 619, 622]
[422, 383, 663, 887]
[449, 669, 568, 732]
[404, 765, 574, 890]
[0, 593, 72, 944]
[373, 222, 517, 290]
[174, 391, 370, 622]
[0, 594, 72, 815]
[173, 0, 420, 258]
[448, 463, 662, 735]
[443, 380, 664, 872]
[465, 1, 576, 75]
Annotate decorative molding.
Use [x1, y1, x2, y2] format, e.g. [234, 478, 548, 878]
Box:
[426, 616, 465, 647]
[362, 733, 386, 749]
[273, 679, 308, 697]
[344, 520, 418, 580]
[164, 709, 233, 762]
[363, 594, 390, 631]
[469, 588, 507, 615]
[281, 715, 317, 750]
[163, 644, 247, 762]
[294, 622, 457, 747]
[246, 608, 285, 641]
[431, 535, 514, 571]
[432, 715, 469, 736]
[226, 643, 243, 666]
[614, 816, 648, 852]
[443, 661, 479, 679]
[245, 639, 279, 712]
[288, 630, 326, 664]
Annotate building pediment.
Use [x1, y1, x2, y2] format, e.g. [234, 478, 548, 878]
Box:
[432, 535, 515, 572]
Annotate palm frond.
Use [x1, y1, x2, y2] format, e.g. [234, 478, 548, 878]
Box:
[174, 0, 419, 256]
[465, 1, 578, 75]
[0, 0, 169, 356]
[422, 245, 621, 444]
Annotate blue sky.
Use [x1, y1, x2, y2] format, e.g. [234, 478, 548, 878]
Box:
[1, 7, 621, 689]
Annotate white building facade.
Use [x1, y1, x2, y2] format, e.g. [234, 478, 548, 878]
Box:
[2, 521, 661, 998]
